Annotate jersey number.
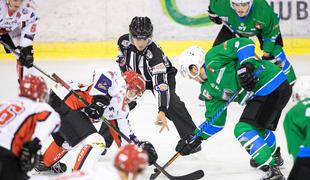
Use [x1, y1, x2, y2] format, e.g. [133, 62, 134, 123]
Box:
[0, 104, 25, 126]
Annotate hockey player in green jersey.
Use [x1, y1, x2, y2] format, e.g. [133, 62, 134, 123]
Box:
[208, 0, 296, 85]
[283, 76, 310, 180]
[176, 37, 291, 180]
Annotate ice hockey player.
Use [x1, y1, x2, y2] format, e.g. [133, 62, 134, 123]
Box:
[0, 0, 39, 82]
[208, 0, 296, 85]
[176, 37, 291, 180]
[0, 74, 61, 180]
[283, 76, 310, 180]
[35, 69, 158, 174]
[116, 16, 198, 143]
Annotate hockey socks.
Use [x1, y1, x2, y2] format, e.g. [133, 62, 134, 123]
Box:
[43, 140, 68, 167]
[73, 133, 106, 171]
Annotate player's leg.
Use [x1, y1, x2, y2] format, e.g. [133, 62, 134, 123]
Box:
[166, 69, 197, 138]
[35, 132, 68, 174]
[234, 122, 276, 168]
[288, 157, 310, 180]
[249, 129, 283, 170]
[98, 122, 114, 148]
[72, 132, 106, 171]
[234, 122, 285, 180]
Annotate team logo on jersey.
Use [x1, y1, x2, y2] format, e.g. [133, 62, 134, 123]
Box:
[238, 23, 246, 31]
[94, 74, 112, 94]
[121, 40, 131, 48]
[146, 50, 153, 59]
[154, 83, 169, 92]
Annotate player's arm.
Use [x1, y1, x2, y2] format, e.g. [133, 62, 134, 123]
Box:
[149, 49, 170, 115]
[19, 5, 39, 68]
[260, 4, 281, 56]
[233, 38, 257, 91]
[116, 36, 130, 73]
[208, 0, 222, 25]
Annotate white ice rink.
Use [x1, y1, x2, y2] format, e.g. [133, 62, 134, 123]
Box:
[1, 56, 310, 180]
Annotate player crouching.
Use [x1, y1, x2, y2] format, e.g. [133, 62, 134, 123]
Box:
[35, 69, 158, 174]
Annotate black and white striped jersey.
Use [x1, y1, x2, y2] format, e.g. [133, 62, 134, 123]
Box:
[117, 34, 174, 114]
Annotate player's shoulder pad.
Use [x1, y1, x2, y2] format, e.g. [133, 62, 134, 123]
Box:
[117, 34, 131, 49]
[145, 40, 164, 60]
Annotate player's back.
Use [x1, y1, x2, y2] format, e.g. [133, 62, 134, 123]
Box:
[0, 97, 60, 156]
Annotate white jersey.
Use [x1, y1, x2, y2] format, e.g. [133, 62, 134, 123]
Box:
[0, 0, 38, 47]
[51, 69, 134, 146]
[0, 97, 61, 156]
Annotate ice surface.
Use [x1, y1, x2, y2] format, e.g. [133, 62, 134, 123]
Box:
[1, 56, 309, 180]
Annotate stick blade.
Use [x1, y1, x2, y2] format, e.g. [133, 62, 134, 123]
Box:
[150, 169, 204, 180]
[172, 170, 204, 180]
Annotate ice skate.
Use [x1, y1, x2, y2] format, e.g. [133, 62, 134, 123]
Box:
[259, 166, 285, 180]
[34, 161, 67, 175]
[250, 147, 284, 171]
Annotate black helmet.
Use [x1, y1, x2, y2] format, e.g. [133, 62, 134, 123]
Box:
[129, 16, 153, 39]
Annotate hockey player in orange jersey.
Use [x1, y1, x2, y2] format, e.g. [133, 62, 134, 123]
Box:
[35, 69, 158, 174]
[0, 75, 61, 180]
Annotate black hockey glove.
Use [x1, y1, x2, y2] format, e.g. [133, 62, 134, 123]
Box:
[208, 8, 222, 25]
[175, 134, 202, 156]
[138, 141, 158, 165]
[19, 46, 34, 68]
[85, 95, 111, 119]
[19, 138, 42, 172]
[237, 62, 256, 91]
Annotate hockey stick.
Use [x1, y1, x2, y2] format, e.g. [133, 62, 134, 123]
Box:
[150, 66, 264, 179]
[0, 40, 56, 82]
[51, 73, 204, 180]
[0, 39, 204, 179]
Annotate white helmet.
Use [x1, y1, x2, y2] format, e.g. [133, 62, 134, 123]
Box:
[230, 0, 253, 14]
[178, 45, 205, 78]
[292, 76, 310, 102]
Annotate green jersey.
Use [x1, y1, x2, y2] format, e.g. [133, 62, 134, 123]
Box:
[284, 98, 310, 159]
[209, 0, 280, 53]
[196, 38, 287, 139]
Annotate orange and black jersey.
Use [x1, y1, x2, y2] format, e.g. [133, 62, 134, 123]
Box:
[0, 97, 61, 157]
